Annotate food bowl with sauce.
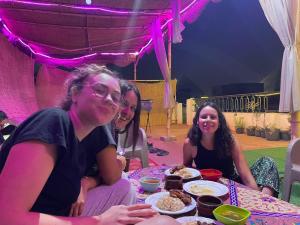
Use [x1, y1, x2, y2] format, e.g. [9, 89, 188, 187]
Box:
[139, 176, 161, 192]
[199, 169, 222, 181]
[197, 195, 223, 217]
[213, 204, 251, 225]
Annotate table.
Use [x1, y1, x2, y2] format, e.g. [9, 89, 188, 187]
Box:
[128, 166, 300, 225]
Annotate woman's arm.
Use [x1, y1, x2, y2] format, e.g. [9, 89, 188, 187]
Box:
[0, 141, 156, 225]
[231, 139, 259, 190]
[183, 138, 195, 167]
[0, 141, 101, 225]
[96, 145, 123, 185]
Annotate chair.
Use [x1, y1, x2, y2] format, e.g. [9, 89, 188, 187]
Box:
[282, 138, 300, 202]
[117, 126, 149, 168]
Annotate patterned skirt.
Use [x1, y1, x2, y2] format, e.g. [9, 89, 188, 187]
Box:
[233, 156, 280, 196]
[250, 156, 280, 196]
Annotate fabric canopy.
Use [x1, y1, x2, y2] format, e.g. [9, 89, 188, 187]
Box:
[0, 0, 212, 67]
[259, 0, 300, 112]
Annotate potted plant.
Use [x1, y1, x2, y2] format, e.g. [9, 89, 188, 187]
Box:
[246, 126, 256, 136]
[234, 116, 245, 134]
[280, 128, 291, 140]
[260, 127, 266, 138]
[265, 124, 280, 141]
[255, 127, 263, 137]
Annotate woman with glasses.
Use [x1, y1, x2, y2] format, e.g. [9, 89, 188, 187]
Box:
[71, 80, 142, 217]
[0, 64, 179, 225]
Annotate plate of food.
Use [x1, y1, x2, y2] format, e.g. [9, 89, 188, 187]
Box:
[165, 165, 201, 180]
[176, 216, 219, 225]
[145, 190, 196, 215]
[183, 180, 229, 198]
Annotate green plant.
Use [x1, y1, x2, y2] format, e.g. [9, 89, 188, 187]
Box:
[234, 116, 245, 129]
[234, 116, 245, 134]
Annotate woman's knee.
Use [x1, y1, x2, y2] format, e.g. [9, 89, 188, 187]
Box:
[114, 178, 132, 193]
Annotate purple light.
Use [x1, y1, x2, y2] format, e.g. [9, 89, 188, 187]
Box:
[0, 0, 162, 15]
[0, 0, 204, 65]
[138, 0, 199, 56]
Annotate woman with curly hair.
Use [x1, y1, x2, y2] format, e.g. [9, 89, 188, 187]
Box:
[183, 101, 279, 196]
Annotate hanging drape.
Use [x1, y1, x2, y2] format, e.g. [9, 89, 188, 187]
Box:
[172, 0, 184, 44]
[36, 65, 70, 109]
[151, 19, 176, 110]
[0, 33, 37, 123]
[259, 0, 300, 112]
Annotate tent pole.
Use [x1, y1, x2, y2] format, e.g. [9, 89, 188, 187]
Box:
[291, 112, 300, 138]
[160, 23, 176, 142]
[167, 26, 172, 138]
[134, 61, 137, 81]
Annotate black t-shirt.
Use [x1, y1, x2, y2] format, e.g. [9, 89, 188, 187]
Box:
[0, 133, 4, 145]
[80, 125, 116, 177]
[0, 108, 85, 216]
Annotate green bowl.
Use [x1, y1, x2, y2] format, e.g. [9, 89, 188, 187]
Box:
[213, 204, 251, 225]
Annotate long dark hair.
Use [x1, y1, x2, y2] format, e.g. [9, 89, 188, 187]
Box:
[119, 80, 141, 151]
[187, 101, 234, 159]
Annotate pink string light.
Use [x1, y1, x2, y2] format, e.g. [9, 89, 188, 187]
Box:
[0, 0, 203, 66]
[0, 0, 162, 15]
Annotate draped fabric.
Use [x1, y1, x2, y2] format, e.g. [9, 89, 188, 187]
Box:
[172, 0, 184, 44]
[259, 0, 300, 112]
[151, 19, 176, 109]
[0, 33, 37, 123]
[36, 65, 70, 109]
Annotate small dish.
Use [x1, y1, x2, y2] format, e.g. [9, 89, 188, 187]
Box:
[197, 195, 223, 217]
[176, 216, 217, 224]
[139, 176, 160, 192]
[213, 204, 251, 225]
[200, 169, 222, 181]
[165, 167, 201, 181]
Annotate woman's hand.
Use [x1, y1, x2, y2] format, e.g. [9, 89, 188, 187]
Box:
[98, 204, 158, 225]
[117, 155, 127, 171]
[69, 183, 88, 217]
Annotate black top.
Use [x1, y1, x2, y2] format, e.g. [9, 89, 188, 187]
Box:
[194, 142, 237, 180]
[80, 125, 116, 177]
[0, 108, 85, 216]
[0, 134, 4, 145]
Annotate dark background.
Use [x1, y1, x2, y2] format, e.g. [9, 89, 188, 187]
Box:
[109, 0, 284, 104]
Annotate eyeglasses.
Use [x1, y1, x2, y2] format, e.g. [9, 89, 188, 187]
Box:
[86, 83, 121, 105]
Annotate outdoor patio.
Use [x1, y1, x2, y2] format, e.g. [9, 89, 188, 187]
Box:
[143, 124, 289, 166]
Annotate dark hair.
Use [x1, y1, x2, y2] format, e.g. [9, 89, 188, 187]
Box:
[61, 64, 119, 110]
[119, 80, 141, 151]
[187, 101, 234, 159]
[0, 111, 8, 121]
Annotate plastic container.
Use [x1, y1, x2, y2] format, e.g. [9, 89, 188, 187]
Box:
[213, 204, 251, 225]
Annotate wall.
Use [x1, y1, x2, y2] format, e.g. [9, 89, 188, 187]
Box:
[186, 98, 290, 130]
[132, 80, 177, 126]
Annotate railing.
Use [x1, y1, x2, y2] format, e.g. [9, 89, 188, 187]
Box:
[195, 92, 280, 112]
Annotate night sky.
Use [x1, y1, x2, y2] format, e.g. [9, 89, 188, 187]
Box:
[111, 0, 284, 103]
